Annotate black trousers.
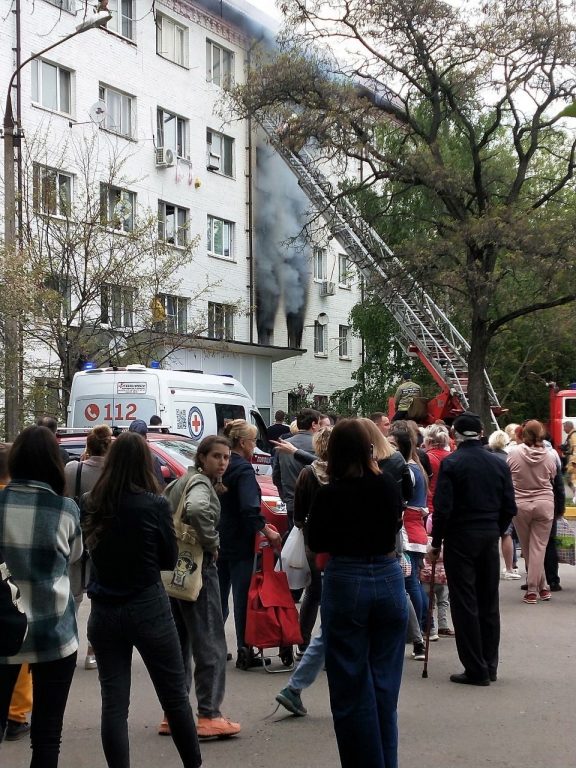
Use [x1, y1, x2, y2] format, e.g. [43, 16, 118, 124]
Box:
[443, 529, 500, 681]
[544, 518, 560, 586]
[0, 652, 77, 768]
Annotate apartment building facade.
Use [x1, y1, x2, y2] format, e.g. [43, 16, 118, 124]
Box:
[1, 0, 362, 425]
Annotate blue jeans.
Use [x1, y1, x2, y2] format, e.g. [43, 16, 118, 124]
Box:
[404, 552, 428, 630]
[217, 556, 254, 650]
[88, 583, 202, 768]
[322, 555, 408, 768]
[289, 627, 325, 693]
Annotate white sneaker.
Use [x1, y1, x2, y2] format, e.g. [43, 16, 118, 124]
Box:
[429, 631, 439, 641]
[503, 571, 521, 580]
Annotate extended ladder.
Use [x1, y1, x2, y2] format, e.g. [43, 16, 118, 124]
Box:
[260, 117, 501, 423]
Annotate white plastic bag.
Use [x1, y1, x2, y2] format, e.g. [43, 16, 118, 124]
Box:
[275, 526, 311, 590]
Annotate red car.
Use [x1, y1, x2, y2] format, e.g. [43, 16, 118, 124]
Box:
[58, 431, 288, 536]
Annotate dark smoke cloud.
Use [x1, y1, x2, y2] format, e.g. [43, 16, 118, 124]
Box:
[255, 142, 310, 347]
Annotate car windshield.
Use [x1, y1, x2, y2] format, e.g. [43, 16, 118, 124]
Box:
[155, 439, 198, 467]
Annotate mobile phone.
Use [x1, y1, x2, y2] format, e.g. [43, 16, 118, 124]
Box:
[370, 443, 375, 459]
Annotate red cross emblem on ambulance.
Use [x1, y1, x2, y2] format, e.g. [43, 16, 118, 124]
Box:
[187, 407, 204, 440]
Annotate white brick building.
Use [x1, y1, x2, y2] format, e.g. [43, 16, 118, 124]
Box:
[1, 0, 362, 426]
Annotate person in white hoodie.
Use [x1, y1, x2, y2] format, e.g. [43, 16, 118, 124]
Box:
[506, 421, 558, 604]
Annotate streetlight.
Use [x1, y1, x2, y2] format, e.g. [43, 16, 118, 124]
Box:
[3, 9, 112, 440]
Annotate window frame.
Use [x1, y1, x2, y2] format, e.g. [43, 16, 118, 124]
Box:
[98, 84, 134, 138]
[206, 129, 234, 176]
[33, 163, 73, 217]
[158, 201, 189, 247]
[156, 13, 188, 67]
[313, 247, 327, 282]
[338, 253, 352, 287]
[157, 108, 188, 159]
[314, 316, 328, 356]
[339, 325, 350, 358]
[158, 293, 188, 334]
[44, 274, 72, 318]
[100, 184, 136, 233]
[208, 301, 234, 340]
[206, 39, 234, 86]
[207, 215, 234, 260]
[106, 0, 134, 40]
[43, 0, 75, 12]
[31, 59, 72, 116]
[100, 283, 134, 328]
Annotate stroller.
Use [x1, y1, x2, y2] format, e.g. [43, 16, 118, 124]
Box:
[236, 529, 302, 673]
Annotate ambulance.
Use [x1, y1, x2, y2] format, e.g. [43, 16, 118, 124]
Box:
[66, 365, 273, 473]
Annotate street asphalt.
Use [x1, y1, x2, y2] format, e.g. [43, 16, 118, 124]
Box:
[3, 534, 575, 768]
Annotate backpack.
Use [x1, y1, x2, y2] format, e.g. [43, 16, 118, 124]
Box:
[0, 550, 27, 657]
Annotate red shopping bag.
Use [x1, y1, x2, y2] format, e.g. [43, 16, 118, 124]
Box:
[245, 538, 302, 649]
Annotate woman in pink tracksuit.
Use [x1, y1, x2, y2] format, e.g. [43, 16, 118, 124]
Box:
[506, 421, 558, 604]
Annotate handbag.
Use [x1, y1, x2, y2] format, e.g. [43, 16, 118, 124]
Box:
[0, 552, 27, 657]
[399, 552, 412, 577]
[161, 475, 204, 601]
[275, 526, 311, 590]
[555, 517, 575, 566]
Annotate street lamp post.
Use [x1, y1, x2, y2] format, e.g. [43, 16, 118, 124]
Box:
[3, 10, 111, 440]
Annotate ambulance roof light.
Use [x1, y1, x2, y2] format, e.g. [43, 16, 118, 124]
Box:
[150, 361, 161, 369]
[83, 362, 96, 370]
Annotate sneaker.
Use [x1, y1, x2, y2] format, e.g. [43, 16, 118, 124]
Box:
[438, 627, 456, 637]
[4, 720, 31, 741]
[429, 631, 439, 641]
[550, 583, 562, 592]
[84, 654, 97, 670]
[275, 687, 308, 717]
[412, 642, 426, 661]
[503, 571, 521, 580]
[521, 583, 528, 591]
[196, 716, 241, 739]
[523, 593, 538, 605]
[158, 717, 171, 736]
[295, 648, 306, 660]
[539, 589, 552, 601]
[512, 567, 519, 574]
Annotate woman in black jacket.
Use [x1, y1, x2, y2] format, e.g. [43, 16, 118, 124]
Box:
[307, 419, 407, 768]
[83, 432, 202, 768]
[217, 420, 281, 668]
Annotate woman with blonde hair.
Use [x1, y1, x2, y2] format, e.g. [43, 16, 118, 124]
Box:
[506, 420, 558, 603]
[217, 420, 281, 667]
[360, 418, 414, 504]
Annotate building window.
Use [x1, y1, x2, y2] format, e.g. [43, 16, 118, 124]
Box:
[207, 216, 233, 259]
[314, 314, 328, 355]
[339, 254, 352, 287]
[45, 275, 71, 318]
[158, 294, 187, 333]
[313, 247, 327, 281]
[31, 59, 71, 115]
[158, 202, 188, 246]
[44, 0, 74, 11]
[107, 0, 134, 40]
[100, 185, 135, 232]
[313, 394, 329, 409]
[206, 40, 233, 86]
[157, 109, 187, 158]
[157, 14, 188, 66]
[98, 85, 133, 137]
[208, 302, 234, 340]
[206, 130, 233, 176]
[101, 284, 134, 327]
[339, 325, 350, 358]
[33, 164, 72, 216]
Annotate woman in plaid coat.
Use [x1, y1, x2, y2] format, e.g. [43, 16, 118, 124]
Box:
[0, 425, 83, 767]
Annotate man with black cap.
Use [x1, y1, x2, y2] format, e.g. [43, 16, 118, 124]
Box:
[428, 412, 517, 686]
[391, 372, 421, 422]
[128, 419, 165, 486]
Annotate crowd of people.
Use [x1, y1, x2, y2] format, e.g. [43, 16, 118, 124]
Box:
[0, 399, 572, 768]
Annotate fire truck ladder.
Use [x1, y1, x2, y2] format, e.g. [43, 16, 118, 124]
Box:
[260, 117, 501, 424]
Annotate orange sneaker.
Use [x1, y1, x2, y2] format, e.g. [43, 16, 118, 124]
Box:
[196, 716, 241, 739]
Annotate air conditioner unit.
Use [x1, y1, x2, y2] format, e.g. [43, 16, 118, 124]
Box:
[207, 152, 221, 171]
[320, 281, 335, 296]
[156, 147, 175, 167]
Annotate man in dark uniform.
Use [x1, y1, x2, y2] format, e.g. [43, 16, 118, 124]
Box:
[428, 412, 517, 686]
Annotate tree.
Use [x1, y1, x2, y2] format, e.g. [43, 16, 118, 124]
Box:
[225, 0, 576, 427]
[0, 131, 210, 424]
